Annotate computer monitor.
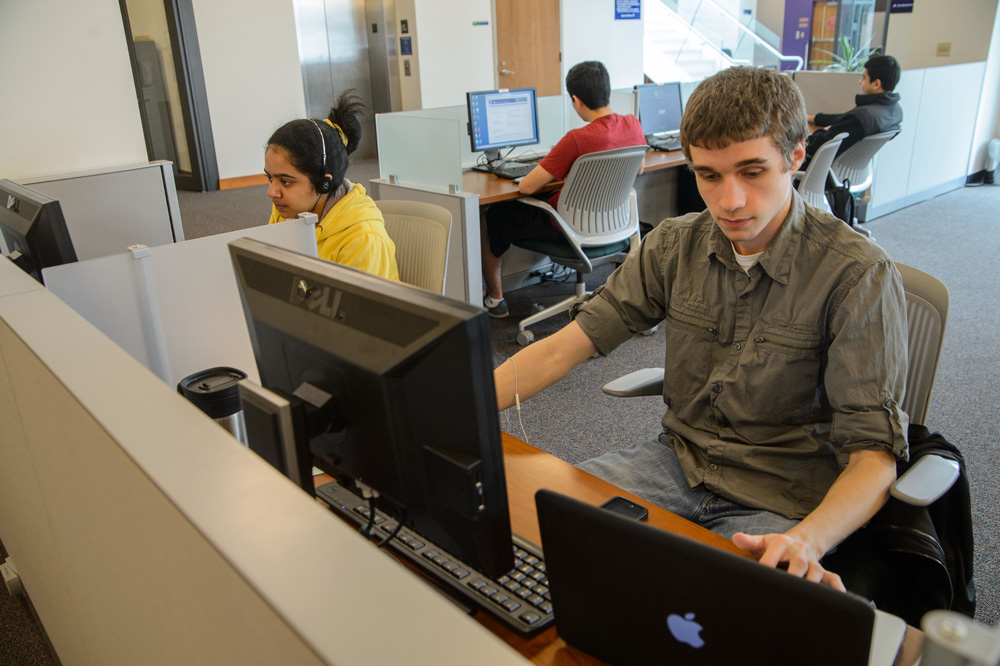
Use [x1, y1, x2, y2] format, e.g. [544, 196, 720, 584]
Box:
[228, 237, 514, 578]
[467, 87, 540, 162]
[0, 179, 77, 284]
[634, 82, 684, 139]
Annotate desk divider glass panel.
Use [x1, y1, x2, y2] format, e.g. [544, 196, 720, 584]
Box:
[376, 113, 464, 192]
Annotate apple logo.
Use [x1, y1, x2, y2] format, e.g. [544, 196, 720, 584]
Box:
[667, 612, 705, 648]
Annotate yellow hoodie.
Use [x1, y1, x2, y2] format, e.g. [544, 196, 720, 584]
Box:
[269, 180, 399, 281]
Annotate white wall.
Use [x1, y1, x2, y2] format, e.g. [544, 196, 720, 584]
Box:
[408, 0, 495, 109]
[886, 0, 999, 70]
[0, 1, 147, 181]
[192, 0, 306, 181]
[563, 0, 645, 89]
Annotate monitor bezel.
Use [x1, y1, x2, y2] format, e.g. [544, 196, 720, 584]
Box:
[633, 82, 684, 138]
[466, 87, 540, 157]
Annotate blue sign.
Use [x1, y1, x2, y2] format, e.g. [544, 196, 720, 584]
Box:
[615, 0, 641, 20]
[890, 0, 913, 12]
[400, 36, 412, 56]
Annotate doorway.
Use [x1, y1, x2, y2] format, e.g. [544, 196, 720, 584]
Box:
[494, 0, 562, 96]
[119, 0, 219, 191]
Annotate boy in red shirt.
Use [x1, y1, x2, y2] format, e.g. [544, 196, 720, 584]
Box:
[481, 60, 646, 317]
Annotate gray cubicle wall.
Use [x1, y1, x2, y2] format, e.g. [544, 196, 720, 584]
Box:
[20, 161, 184, 261]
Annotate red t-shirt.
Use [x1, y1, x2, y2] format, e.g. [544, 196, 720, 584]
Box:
[539, 113, 646, 208]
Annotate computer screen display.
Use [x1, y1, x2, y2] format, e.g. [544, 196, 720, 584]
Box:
[467, 87, 539, 160]
[0, 179, 77, 284]
[229, 238, 514, 578]
[634, 82, 683, 137]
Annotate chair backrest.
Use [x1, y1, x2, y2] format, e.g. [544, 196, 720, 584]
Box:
[797, 132, 848, 213]
[831, 129, 899, 192]
[555, 145, 648, 246]
[375, 200, 452, 294]
[897, 263, 949, 425]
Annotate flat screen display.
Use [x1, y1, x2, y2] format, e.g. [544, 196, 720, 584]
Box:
[467, 87, 540, 154]
[635, 82, 684, 137]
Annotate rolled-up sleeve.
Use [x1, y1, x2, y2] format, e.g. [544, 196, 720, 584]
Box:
[826, 259, 909, 463]
[571, 221, 678, 356]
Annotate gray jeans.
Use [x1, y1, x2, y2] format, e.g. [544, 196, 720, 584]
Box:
[578, 433, 800, 540]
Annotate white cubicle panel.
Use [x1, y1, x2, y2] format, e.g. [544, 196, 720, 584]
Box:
[0, 257, 528, 666]
[42, 218, 318, 388]
[22, 161, 184, 260]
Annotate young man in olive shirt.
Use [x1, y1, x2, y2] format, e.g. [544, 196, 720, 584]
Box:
[494, 67, 909, 589]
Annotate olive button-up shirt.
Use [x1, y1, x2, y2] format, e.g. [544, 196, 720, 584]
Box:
[573, 193, 909, 519]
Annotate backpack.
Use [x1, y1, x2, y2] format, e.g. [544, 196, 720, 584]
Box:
[825, 178, 856, 226]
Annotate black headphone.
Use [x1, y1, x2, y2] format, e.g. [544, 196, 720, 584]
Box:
[308, 119, 333, 193]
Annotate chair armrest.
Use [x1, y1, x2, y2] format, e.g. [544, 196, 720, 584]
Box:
[890, 454, 961, 506]
[602, 368, 665, 397]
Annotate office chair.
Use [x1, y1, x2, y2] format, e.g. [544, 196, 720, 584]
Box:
[375, 200, 452, 294]
[794, 132, 848, 216]
[829, 129, 900, 225]
[600, 264, 974, 626]
[510, 145, 648, 345]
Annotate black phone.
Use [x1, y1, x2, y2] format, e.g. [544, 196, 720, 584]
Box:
[600, 496, 648, 522]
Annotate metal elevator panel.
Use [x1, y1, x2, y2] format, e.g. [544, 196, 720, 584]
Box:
[293, 0, 387, 160]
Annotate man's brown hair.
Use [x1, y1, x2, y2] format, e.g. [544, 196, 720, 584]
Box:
[681, 66, 808, 168]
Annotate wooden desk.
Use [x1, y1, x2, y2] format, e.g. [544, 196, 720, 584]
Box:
[464, 149, 689, 205]
[317, 433, 920, 666]
[478, 433, 745, 666]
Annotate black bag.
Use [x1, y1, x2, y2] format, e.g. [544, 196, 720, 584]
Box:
[825, 178, 856, 226]
[822, 425, 976, 627]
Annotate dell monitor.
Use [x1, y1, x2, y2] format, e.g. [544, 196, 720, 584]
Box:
[634, 82, 684, 139]
[228, 237, 514, 578]
[0, 179, 77, 284]
[467, 87, 540, 162]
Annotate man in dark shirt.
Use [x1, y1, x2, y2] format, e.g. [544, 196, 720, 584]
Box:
[804, 54, 903, 166]
[494, 66, 908, 590]
[480, 60, 646, 318]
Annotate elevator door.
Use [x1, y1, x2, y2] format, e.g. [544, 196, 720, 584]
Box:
[294, 0, 382, 160]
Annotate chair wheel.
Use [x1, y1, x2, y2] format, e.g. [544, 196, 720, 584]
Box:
[516, 330, 535, 346]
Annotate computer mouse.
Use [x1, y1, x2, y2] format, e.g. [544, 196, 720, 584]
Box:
[512, 177, 524, 184]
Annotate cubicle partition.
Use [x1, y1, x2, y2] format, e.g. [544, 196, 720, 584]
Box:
[19, 161, 184, 260]
[0, 256, 529, 666]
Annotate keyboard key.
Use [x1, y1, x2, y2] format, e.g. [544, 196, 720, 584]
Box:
[451, 568, 470, 580]
[490, 591, 510, 604]
[480, 585, 498, 597]
[515, 587, 532, 599]
[468, 579, 487, 591]
[527, 593, 544, 606]
[503, 580, 522, 592]
[523, 555, 539, 565]
[501, 599, 522, 612]
[538, 601, 553, 615]
[520, 611, 541, 625]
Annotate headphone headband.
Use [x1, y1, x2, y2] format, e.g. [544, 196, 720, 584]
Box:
[308, 119, 331, 193]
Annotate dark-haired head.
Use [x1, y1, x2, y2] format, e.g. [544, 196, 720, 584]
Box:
[863, 55, 901, 93]
[565, 61, 612, 110]
[266, 90, 366, 192]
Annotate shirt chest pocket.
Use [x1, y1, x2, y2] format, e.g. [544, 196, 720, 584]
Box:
[744, 325, 827, 423]
[663, 307, 721, 399]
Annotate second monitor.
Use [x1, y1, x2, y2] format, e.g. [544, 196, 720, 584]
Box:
[634, 82, 684, 152]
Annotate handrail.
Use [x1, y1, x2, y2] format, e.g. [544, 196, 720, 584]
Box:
[673, 0, 804, 71]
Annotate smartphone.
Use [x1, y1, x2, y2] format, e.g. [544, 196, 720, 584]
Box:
[600, 496, 648, 522]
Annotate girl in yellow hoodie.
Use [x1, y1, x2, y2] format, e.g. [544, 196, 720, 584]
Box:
[265, 91, 399, 281]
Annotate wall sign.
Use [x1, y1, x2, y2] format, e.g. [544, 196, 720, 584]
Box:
[890, 0, 914, 13]
[615, 0, 641, 20]
[400, 36, 412, 56]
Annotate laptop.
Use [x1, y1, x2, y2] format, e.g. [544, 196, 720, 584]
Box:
[535, 489, 906, 666]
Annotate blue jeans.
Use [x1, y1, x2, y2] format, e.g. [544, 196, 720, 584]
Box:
[578, 434, 799, 540]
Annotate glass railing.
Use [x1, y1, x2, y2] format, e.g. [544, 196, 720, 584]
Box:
[646, 0, 802, 82]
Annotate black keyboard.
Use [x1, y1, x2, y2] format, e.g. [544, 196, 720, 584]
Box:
[490, 162, 537, 180]
[650, 137, 682, 152]
[315, 481, 554, 636]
